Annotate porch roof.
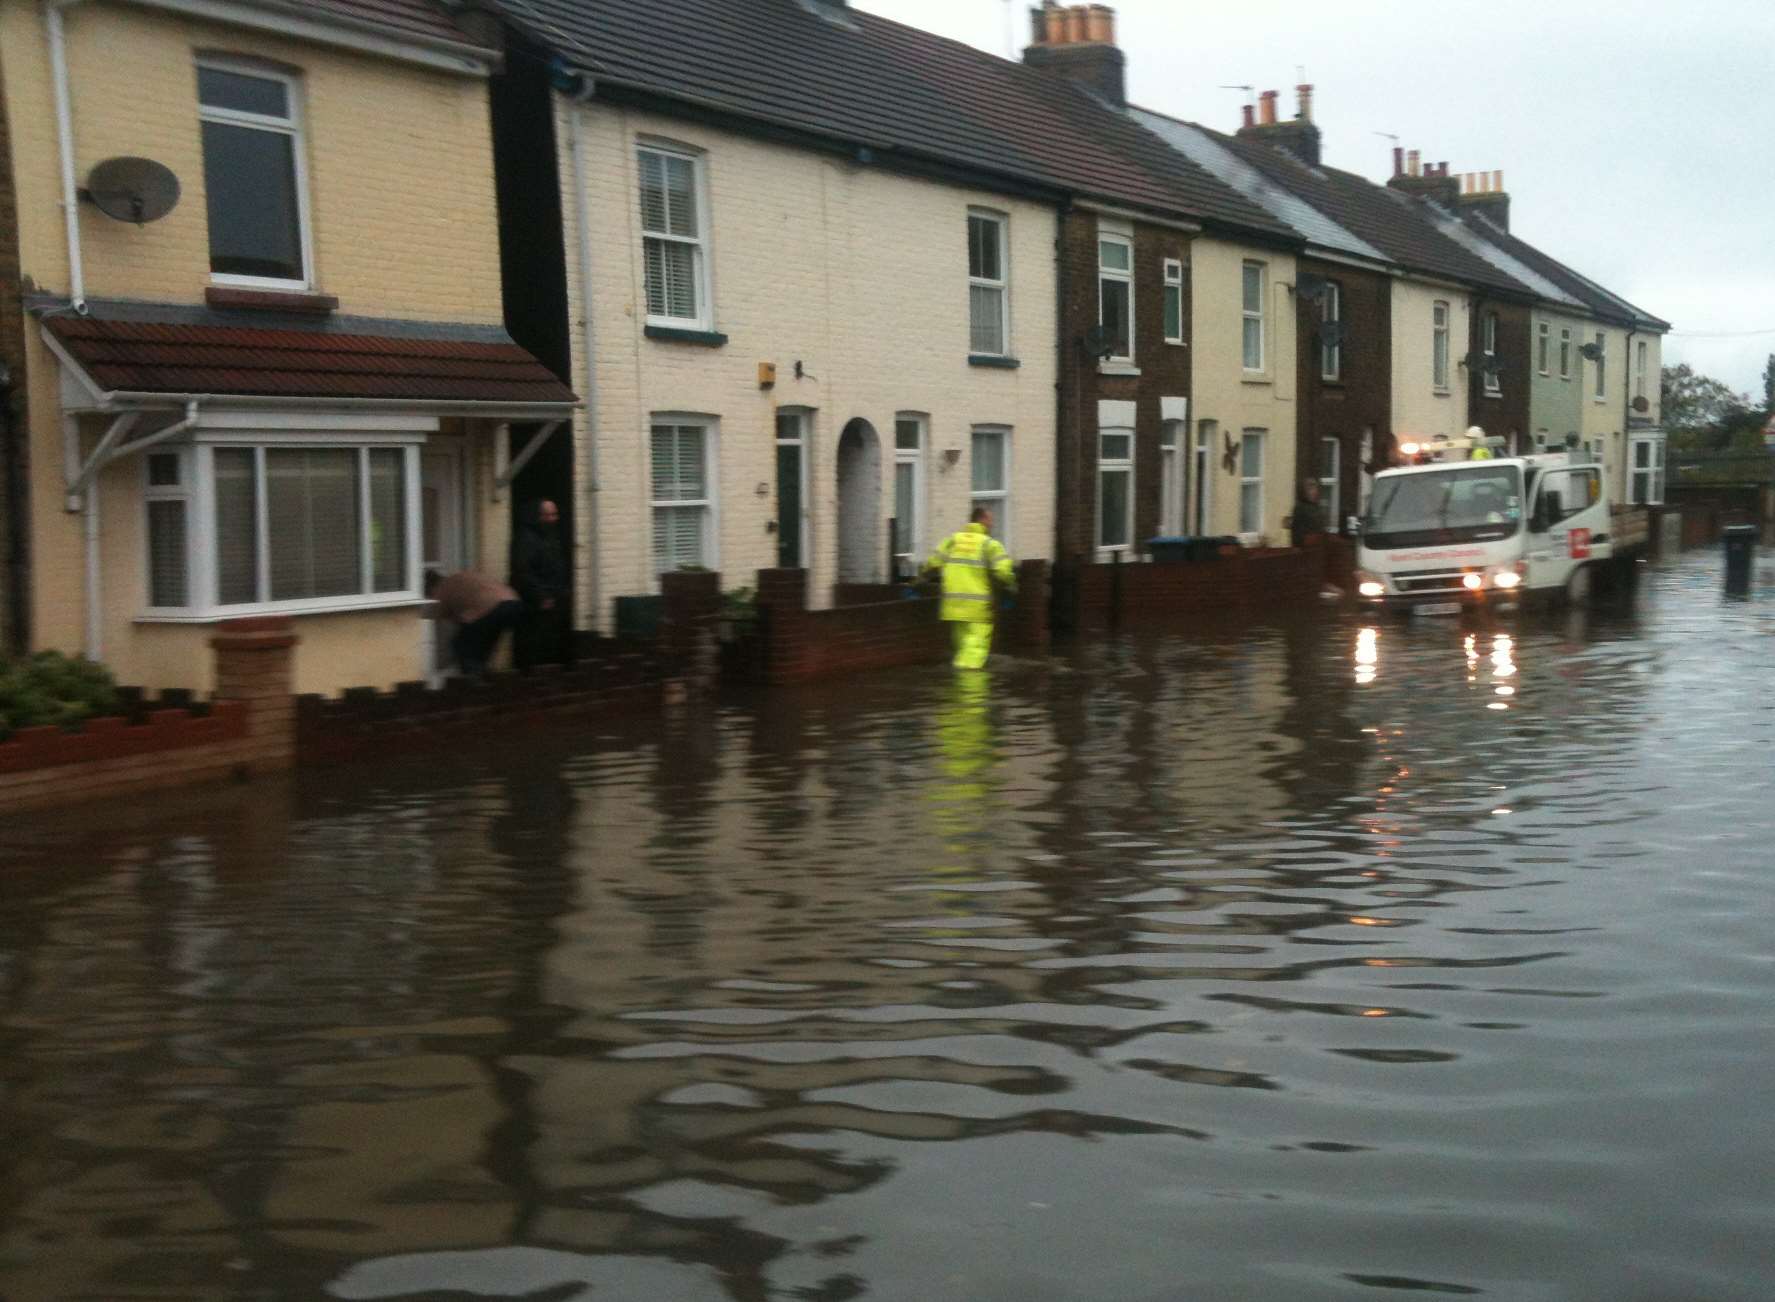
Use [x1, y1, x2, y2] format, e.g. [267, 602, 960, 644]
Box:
[40, 303, 577, 414]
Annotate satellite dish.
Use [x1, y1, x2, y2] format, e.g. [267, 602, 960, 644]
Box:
[1578, 341, 1603, 362]
[1459, 349, 1484, 371]
[1294, 273, 1327, 303]
[1080, 325, 1115, 361]
[1631, 395, 1650, 413]
[1318, 320, 1345, 346]
[82, 156, 181, 225]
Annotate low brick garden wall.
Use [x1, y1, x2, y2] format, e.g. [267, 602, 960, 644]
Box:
[1062, 545, 1331, 631]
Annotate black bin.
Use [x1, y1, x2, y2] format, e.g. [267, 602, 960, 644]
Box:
[1148, 536, 1193, 564]
[1193, 535, 1240, 561]
[1723, 523, 1758, 596]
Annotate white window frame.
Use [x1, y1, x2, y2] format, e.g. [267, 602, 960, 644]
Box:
[1629, 433, 1666, 505]
[1159, 420, 1184, 535]
[1098, 232, 1135, 366]
[1162, 258, 1185, 346]
[1432, 300, 1451, 392]
[1097, 426, 1135, 554]
[1320, 280, 1341, 382]
[197, 57, 315, 292]
[140, 431, 423, 620]
[970, 425, 1012, 544]
[1238, 428, 1266, 538]
[967, 209, 1010, 358]
[1242, 260, 1267, 373]
[1537, 321, 1551, 376]
[892, 412, 926, 571]
[1593, 331, 1607, 401]
[1559, 327, 1572, 380]
[1319, 436, 1340, 525]
[637, 141, 713, 331]
[650, 416, 719, 578]
[1483, 312, 1501, 394]
[142, 448, 193, 611]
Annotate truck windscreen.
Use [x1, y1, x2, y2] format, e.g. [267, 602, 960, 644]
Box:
[1363, 465, 1524, 548]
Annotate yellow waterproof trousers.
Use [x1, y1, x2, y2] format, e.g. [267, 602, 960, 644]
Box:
[951, 620, 994, 669]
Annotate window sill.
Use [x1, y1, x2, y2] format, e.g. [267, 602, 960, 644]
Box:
[645, 325, 728, 347]
[206, 285, 338, 314]
[1432, 387, 1452, 396]
[137, 596, 428, 624]
[1483, 390, 1503, 400]
[968, 354, 1021, 369]
[1098, 362, 1141, 377]
[1241, 374, 1272, 387]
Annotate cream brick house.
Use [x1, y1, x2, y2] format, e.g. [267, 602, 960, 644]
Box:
[0, 0, 573, 692]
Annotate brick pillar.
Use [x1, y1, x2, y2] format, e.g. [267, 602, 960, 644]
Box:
[754, 568, 808, 685]
[211, 617, 297, 771]
[660, 570, 721, 691]
[1004, 559, 1051, 655]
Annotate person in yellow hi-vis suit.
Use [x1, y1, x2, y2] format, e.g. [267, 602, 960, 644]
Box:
[923, 507, 1017, 669]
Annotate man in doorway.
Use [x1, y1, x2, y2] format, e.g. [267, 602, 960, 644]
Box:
[923, 507, 1017, 670]
[426, 568, 525, 677]
[1289, 476, 1328, 548]
[511, 498, 568, 668]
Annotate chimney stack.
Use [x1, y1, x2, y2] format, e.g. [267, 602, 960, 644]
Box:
[1235, 84, 1323, 167]
[1023, 3, 1125, 107]
[1387, 147, 1460, 204]
[1456, 168, 1511, 232]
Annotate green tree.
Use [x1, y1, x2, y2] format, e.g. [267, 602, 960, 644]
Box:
[1762, 352, 1774, 413]
[1661, 363, 1747, 432]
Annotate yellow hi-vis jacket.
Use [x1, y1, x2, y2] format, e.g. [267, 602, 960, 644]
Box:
[924, 523, 1016, 623]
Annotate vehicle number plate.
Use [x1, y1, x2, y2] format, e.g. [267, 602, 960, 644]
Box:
[1413, 602, 1462, 616]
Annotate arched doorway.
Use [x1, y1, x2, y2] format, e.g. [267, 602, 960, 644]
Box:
[836, 418, 881, 584]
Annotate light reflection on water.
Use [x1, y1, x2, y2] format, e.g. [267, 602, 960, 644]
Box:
[2, 553, 1774, 1301]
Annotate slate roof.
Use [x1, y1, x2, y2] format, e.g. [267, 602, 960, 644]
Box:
[1453, 210, 1670, 330]
[262, 0, 491, 51]
[44, 311, 577, 407]
[1195, 130, 1537, 298]
[494, 0, 1295, 240]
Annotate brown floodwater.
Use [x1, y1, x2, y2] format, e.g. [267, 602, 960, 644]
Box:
[2, 550, 1773, 1301]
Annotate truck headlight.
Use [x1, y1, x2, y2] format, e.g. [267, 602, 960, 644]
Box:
[1355, 571, 1385, 598]
[1493, 569, 1522, 590]
[1462, 572, 1485, 590]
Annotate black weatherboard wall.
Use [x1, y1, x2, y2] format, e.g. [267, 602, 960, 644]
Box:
[489, 32, 575, 624]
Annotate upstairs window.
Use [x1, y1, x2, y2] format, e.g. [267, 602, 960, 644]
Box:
[198, 61, 310, 287]
[1559, 327, 1572, 379]
[1635, 340, 1649, 399]
[1483, 312, 1501, 394]
[1537, 321, 1550, 375]
[1098, 235, 1133, 363]
[1320, 280, 1342, 381]
[968, 211, 1009, 356]
[1162, 258, 1184, 345]
[1432, 300, 1450, 390]
[1593, 331, 1607, 399]
[1242, 260, 1266, 371]
[638, 145, 710, 328]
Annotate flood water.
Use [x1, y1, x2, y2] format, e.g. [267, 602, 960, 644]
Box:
[2, 550, 1773, 1302]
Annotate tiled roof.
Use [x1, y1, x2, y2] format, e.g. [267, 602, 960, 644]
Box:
[494, 0, 1295, 239]
[1454, 211, 1670, 330]
[45, 314, 577, 406]
[1129, 108, 1386, 264]
[275, 0, 490, 50]
[1205, 132, 1537, 297]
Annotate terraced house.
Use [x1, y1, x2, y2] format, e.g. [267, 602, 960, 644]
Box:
[0, 0, 574, 692]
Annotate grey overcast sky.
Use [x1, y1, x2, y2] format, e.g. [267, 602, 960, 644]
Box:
[854, 0, 1775, 399]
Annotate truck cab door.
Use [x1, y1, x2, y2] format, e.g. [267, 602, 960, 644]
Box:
[1566, 466, 1612, 562]
[1524, 471, 1574, 592]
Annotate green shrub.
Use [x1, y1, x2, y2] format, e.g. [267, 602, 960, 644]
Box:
[0, 651, 120, 740]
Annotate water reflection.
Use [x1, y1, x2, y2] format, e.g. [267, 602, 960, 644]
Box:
[3, 555, 1774, 1301]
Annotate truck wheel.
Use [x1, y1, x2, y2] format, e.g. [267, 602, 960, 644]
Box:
[1566, 565, 1593, 606]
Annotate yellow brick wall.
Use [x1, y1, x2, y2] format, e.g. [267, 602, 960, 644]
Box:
[1391, 280, 1469, 442]
[0, 0, 502, 321]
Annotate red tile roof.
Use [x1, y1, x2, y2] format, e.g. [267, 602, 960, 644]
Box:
[46, 316, 577, 407]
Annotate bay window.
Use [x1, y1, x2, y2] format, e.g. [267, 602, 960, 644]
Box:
[143, 437, 419, 616]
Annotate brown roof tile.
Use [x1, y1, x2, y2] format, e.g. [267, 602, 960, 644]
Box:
[291, 0, 490, 50]
[46, 315, 577, 406]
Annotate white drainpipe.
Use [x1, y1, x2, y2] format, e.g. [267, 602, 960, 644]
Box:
[567, 83, 601, 634]
[46, 0, 88, 312]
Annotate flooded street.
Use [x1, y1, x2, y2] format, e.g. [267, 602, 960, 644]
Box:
[3, 551, 1773, 1302]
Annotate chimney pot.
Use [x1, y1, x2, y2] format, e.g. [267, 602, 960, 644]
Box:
[1493, 169, 1503, 192]
[1296, 82, 1314, 122]
[1086, 4, 1114, 43]
[1407, 149, 1420, 176]
[1258, 89, 1278, 125]
[1242, 103, 1255, 130]
[1393, 146, 1404, 176]
[1065, 5, 1088, 42]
